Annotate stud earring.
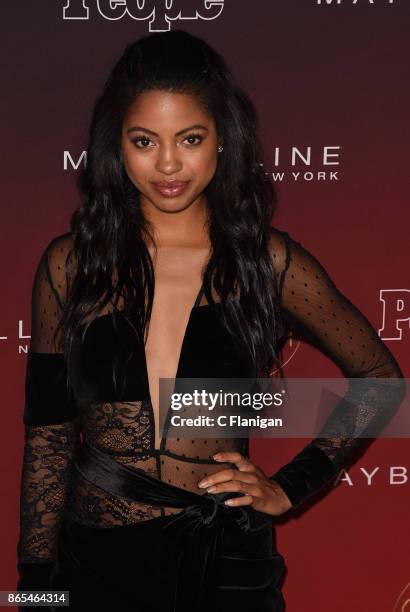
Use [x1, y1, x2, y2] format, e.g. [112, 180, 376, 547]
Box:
[217, 144, 224, 153]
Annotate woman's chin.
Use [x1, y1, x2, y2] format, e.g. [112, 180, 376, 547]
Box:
[144, 191, 201, 214]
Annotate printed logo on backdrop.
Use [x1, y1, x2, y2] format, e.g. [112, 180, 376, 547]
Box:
[378, 289, 409, 341]
[63, 0, 224, 32]
[262, 145, 341, 183]
[393, 582, 410, 612]
[63, 147, 342, 182]
[65, 148, 341, 183]
[316, 0, 395, 5]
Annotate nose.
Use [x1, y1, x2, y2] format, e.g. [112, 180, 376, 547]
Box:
[155, 143, 183, 175]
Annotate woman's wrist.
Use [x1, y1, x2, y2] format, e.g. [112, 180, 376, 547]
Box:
[268, 442, 339, 509]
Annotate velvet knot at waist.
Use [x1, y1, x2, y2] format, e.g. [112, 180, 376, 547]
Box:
[74, 441, 280, 612]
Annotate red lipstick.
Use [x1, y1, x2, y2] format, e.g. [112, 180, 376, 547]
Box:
[151, 180, 191, 198]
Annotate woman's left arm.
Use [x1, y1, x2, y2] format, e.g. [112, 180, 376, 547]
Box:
[198, 229, 405, 515]
[266, 229, 406, 510]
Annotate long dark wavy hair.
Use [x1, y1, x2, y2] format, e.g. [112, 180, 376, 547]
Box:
[57, 29, 284, 380]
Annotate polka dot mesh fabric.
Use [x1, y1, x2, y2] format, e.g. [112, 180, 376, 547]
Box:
[17, 229, 404, 566]
[268, 230, 404, 473]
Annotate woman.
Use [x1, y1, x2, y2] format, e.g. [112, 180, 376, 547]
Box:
[16, 30, 404, 612]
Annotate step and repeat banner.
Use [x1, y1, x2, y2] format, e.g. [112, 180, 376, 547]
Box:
[2, 2, 409, 610]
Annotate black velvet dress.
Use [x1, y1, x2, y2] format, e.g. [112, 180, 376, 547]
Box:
[16, 228, 404, 611]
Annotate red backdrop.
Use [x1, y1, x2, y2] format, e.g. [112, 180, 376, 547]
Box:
[2, 1, 409, 610]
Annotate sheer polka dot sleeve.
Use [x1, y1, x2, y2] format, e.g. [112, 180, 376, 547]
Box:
[17, 236, 81, 592]
[267, 228, 405, 510]
[24, 236, 78, 424]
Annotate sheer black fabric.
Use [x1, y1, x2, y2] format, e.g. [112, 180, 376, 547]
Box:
[16, 229, 404, 597]
[267, 230, 405, 507]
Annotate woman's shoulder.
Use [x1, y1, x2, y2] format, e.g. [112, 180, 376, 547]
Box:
[45, 231, 74, 260]
[267, 225, 304, 255]
[266, 226, 329, 302]
[43, 232, 75, 270]
[267, 225, 321, 274]
[266, 226, 295, 285]
[37, 232, 77, 307]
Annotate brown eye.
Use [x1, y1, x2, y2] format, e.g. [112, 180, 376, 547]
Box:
[132, 136, 152, 148]
[184, 134, 203, 145]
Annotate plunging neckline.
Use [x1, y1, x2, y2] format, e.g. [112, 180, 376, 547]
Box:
[143, 280, 207, 452]
[77, 283, 231, 453]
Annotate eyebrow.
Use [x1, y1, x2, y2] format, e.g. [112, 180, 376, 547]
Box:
[126, 124, 209, 136]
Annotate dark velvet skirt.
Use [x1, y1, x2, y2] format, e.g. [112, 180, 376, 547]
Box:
[52, 512, 286, 612]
